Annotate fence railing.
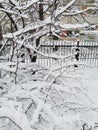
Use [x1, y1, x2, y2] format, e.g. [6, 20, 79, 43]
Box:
[37, 40, 98, 67]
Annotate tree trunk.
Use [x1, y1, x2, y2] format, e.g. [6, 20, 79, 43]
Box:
[0, 23, 2, 77]
[39, 0, 44, 21]
[31, 0, 44, 62]
[0, 23, 2, 41]
[30, 36, 41, 62]
[0, 23, 2, 55]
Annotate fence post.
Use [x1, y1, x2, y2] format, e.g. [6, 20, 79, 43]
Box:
[74, 39, 80, 67]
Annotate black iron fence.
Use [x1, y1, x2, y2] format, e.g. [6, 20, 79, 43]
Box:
[37, 40, 98, 67]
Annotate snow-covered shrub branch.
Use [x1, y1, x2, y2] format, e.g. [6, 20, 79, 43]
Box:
[0, 0, 98, 130]
[0, 107, 32, 130]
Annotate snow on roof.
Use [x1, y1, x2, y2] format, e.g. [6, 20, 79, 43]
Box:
[80, 30, 98, 35]
[59, 23, 89, 30]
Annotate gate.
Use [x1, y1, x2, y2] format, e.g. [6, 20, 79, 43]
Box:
[37, 40, 98, 67]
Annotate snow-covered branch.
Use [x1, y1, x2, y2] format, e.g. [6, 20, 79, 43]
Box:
[0, 107, 32, 130]
[55, 0, 77, 17]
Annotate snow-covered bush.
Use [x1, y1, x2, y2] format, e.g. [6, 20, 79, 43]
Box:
[0, 0, 98, 130]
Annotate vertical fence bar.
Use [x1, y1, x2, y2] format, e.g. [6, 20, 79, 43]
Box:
[37, 40, 98, 68]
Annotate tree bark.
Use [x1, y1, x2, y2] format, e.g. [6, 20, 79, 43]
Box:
[31, 0, 44, 62]
[39, 0, 44, 21]
[0, 23, 2, 41]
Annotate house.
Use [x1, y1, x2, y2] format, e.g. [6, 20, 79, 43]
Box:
[60, 0, 98, 40]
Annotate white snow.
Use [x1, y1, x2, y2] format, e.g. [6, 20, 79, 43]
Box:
[0, 107, 32, 130]
[80, 30, 98, 35]
[55, 0, 77, 17]
[21, 0, 39, 10]
[1, 62, 98, 130]
[59, 23, 89, 30]
[82, 68, 98, 107]
[1, 0, 98, 130]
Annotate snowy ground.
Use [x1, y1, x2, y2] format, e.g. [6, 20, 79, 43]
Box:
[82, 68, 98, 107]
[0, 64, 98, 130]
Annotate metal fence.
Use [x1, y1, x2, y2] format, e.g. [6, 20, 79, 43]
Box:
[37, 40, 98, 67]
